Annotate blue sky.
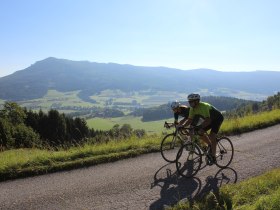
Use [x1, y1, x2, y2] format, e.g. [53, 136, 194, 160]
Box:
[1, 0, 280, 77]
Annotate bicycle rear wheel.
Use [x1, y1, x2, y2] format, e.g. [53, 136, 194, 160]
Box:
[160, 133, 183, 163]
[176, 143, 202, 178]
[215, 137, 234, 168]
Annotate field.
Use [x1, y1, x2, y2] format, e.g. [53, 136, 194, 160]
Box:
[18, 90, 93, 112]
[15, 89, 267, 113]
[86, 116, 171, 133]
[89, 89, 186, 107]
[15, 89, 186, 116]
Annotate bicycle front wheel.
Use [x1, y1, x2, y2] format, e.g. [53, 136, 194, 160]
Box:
[160, 133, 183, 163]
[215, 137, 234, 168]
[176, 143, 202, 178]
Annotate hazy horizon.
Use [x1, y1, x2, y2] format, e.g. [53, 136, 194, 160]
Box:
[2, 57, 280, 78]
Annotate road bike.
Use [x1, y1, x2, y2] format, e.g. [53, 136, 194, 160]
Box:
[160, 122, 189, 163]
[176, 127, 234, 178]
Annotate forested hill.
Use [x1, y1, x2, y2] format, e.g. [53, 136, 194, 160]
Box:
[1, 57, 280, 101]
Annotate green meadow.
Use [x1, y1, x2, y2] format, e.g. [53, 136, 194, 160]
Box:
[87, 116, 169, 133]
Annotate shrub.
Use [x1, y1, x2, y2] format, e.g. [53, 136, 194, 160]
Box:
[12, 124, 41, 148]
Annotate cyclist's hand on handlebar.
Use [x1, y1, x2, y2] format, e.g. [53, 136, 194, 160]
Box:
[176, 124, 184, 129]
[193, 125, 205, 135]
[193, 125, 202, 132]
[164, 122, 174, 129]
[164, 122, 170, 129]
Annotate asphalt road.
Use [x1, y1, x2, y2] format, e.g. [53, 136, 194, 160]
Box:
[0, 124, 280, 210]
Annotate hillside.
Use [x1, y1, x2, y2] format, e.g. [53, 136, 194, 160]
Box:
[0, 57, 280, 101]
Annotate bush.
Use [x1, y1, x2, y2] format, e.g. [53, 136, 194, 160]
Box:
[0, 118, 13, 149]
[13, 124, 41, 148]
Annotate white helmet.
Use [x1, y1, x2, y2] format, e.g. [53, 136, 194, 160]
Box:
[187, 93, 200, 101]
[170, 101, 180, 109]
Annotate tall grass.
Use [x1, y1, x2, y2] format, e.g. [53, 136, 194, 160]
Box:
[221, 109, 280, 135]
[169, 168, 280, 210]
[0, 136, 161, 181]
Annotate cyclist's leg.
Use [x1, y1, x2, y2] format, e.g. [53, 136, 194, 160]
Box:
[209, 117, 224, 157]
[209, 131, 217, 157]
[200, 131, 211, 146]
[199, 125, 211, 147]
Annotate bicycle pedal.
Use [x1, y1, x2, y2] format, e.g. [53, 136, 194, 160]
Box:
[207, 162, 214, 166]
[206, 159, 213, 166]
[206, 155, 216, 165]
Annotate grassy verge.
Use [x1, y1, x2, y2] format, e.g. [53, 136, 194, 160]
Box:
[0, 109, 280, 181]
[0, 136, 162, 181]
[220, 109, 280, 135]
[169, 168, 280, 210]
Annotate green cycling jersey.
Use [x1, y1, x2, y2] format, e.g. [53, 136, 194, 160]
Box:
[189, 102, 222, 120]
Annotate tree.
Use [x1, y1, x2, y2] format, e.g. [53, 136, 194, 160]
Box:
[0, 102, 41, 149]
[44, 109, 67, 145]
[0, 102, 26, 125]
[73, 117, 89, 141]
[252, 102, 259, 113]
[120, 124, 133, 138]
[0, 118, 13, 148]
[13, 124, 40, 148]
[109, 124, 120, 139]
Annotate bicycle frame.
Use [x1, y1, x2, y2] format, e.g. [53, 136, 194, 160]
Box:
[161, 122, 191, 163]
[180, 127, 212, 160]
[164, 122, 189, 145]
[176, 127, 234, 176]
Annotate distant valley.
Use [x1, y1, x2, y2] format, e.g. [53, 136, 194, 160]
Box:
[0, 57, 279, 110]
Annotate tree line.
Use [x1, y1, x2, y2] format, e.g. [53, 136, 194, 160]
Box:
[0, 102, 145, 150]
[225, 92, 280, 117]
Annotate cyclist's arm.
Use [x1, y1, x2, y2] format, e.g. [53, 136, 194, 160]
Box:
[200, 117, 211, 129]
[182, 107, 193, 127]
[174, 112, 179, 124]
[180, 118, 192, 127]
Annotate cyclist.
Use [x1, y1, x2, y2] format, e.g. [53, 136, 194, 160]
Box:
[170, 101, 190, 125]
[180, 93, 224, 163]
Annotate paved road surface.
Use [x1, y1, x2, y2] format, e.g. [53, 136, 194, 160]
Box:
[0, 124, 280, 210]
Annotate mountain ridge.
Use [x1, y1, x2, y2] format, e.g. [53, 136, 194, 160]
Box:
[0, 57, 279, 101]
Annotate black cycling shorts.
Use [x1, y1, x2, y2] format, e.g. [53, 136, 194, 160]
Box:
[203, 116, 224, 134]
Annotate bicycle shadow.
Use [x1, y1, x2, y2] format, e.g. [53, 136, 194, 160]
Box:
[196, 167, 238, 199]
[149, 163, 201, 210]
[149, 164, 238, 210]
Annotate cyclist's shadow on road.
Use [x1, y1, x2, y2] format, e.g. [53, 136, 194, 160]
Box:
[149, 163, 238, 210]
